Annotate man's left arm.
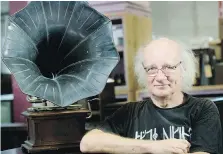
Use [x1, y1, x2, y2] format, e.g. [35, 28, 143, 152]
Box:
[189, 100, 222, 154]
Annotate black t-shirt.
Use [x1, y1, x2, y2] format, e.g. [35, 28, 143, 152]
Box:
[98, 93, 222, 154]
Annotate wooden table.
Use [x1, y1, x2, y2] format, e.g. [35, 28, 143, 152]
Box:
[1, 123, 27, 151]
[1, 147, 82, 154]
[1, 147, 105, 154]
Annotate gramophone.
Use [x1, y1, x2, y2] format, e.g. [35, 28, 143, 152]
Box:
[1, 1, 119, 153]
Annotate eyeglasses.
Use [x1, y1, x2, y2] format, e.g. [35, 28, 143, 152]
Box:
[142, 61, 182, 77]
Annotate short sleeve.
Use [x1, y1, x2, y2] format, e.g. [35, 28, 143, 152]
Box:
[190, 100, 222, 154]
[96, 103, 133, 136]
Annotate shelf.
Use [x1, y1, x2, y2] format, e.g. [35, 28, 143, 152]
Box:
[1, 123, 27, 131]
[91, 111, 100, 116]
[115, 85, 128, 93]
[1, 94, 14, 101]
[188, 85, 223, 96]
[115, 85, 128, 99]
[191, 85, 223, 91]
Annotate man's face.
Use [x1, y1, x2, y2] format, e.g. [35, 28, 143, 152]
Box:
[143, 39, 183, 97]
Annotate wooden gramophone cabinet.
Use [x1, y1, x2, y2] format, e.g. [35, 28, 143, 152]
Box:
[21, 108, 89, 153]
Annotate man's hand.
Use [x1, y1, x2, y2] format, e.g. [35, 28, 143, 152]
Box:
[148, 139, 191, 154]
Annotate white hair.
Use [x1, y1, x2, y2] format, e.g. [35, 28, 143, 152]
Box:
[134, 37, 197, 92]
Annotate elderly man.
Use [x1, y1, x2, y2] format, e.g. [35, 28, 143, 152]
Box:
[80, 38, 222, 154]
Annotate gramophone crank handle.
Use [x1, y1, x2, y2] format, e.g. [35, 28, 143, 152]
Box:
[86, 98, 100, 119]
[86, 101, 93, 119]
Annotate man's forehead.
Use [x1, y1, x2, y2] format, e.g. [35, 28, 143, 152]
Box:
[142, 38, 181, 65]
[144, 38, 180, 52]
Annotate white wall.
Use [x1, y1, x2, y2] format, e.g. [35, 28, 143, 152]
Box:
[151, 1, 218, 44]
[1, 1, 9, 13]
[1, 1, 10, 74]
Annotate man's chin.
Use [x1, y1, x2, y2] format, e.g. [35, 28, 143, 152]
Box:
[152, 89, 171, 97]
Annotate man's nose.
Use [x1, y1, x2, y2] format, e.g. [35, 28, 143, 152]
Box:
[155, 69, 167, 80]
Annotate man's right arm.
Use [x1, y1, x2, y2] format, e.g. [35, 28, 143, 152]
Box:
[80, 129, 190, 154]
[80, 129, 153, 154]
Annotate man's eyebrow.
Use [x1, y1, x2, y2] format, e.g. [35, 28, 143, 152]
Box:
[143, 63, 174, 68]
[163, 63, 172, 66]
[143, 64, 157, 68]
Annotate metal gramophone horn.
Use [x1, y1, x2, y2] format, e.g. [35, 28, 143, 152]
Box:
[2, 1, 119, 107]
